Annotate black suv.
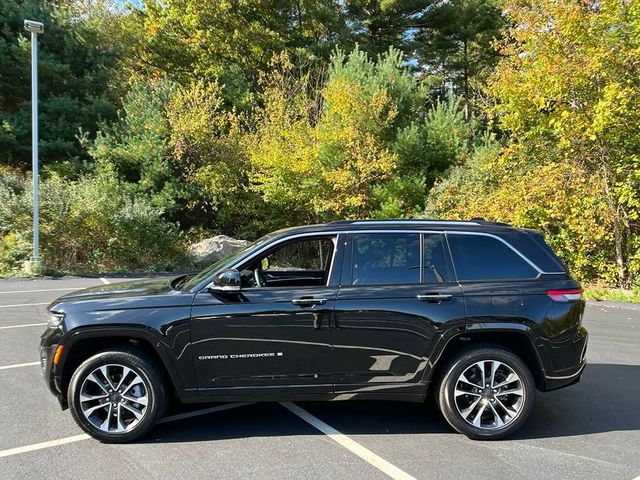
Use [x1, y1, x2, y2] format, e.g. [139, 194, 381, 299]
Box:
[40, 219, 587, 442]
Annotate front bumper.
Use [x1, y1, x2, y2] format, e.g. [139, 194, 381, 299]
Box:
[40, 326, 68, 409]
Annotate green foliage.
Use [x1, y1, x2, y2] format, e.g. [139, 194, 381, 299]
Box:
[0, 0, 117, 169]
[584, 287, 640, 304]
[426, 145, 619, 285]
[372, 175, 425, 219]
[484, 0, 640, 287]
[108, 0, 355, 110]
[412, 0, 504, 111]
[250, 48, 474, 221]
[88, 79, 178, 211]
[248, 48, 455, 221]
[0, 0, 637, 288]
[0, 170, 184, 274]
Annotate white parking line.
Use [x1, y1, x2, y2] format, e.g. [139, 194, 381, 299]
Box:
[0, 361, 40, 370]
[281, 402, 417, 480]
[0, 434, 90, 459]
[0, 323, 45, 330]
[0, 302, 49, 309]
[0, 402, 252, 459]
[0, 288, 79, 295]
[99, 277, 111, 285]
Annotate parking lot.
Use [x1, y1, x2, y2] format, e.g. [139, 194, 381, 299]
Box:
[0, 276, 638, 480]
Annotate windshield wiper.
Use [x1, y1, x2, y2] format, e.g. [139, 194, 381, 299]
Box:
[172, 274, 194, 291]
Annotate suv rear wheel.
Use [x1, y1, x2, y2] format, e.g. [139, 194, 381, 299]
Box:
[68, 349, 168, 443]
[437, 347, 534, 440]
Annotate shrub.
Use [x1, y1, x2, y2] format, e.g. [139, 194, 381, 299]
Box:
[0, 170, 185, 275]
[426, 148, 619, 285]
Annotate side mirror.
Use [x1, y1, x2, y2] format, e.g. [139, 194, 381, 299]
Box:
[261, 257, 270, 271]
[207, 269, 241, 293]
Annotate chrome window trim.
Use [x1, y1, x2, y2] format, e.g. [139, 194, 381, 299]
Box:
[230, 231, 342, 289]
[194, 227, 564, 292]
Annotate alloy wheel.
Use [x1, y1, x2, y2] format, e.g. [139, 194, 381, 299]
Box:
[454, 360, 525, 430]
[79, 364, 149, 434]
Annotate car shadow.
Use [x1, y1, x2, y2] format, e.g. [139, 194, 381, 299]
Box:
[514, 362, 640, 439]
[142, 362, 639, 444]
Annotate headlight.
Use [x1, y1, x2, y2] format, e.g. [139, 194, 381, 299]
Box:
[48, 312, 65, 328]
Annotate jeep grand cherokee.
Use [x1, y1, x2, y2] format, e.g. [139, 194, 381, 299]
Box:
[40, 219, 587, 442]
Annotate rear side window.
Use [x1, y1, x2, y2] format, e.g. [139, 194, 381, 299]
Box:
[447, 234, 538, 281]
[352, 233, 420, 285]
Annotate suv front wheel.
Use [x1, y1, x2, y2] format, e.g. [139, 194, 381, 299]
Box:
[68, 349, 168, 443]
[437, 347, 534, 440]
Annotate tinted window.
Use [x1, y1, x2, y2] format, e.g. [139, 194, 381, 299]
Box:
[448, 234, 537, 281]
[423, 234, 451, 283]
[352, 233, 420, 285]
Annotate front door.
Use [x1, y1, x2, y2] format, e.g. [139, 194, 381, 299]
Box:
[332, 231, 466, 395]
[191, 234, 343, 396]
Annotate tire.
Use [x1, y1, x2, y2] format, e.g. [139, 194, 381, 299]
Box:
[68, 349, 168, 443]
[437, 347, 534, 440]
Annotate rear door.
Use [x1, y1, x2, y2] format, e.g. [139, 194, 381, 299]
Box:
[331, 231, 466, 395]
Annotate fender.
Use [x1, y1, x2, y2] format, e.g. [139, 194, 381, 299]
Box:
[421, 322, 547, 385]
[54, 326, 191, 399]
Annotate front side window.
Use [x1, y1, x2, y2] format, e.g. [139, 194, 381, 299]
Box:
[352, 233, 420, 285]
[447, 234, 538, 281]
[265, 238, 334, 272]
[242, 236, 336, 288]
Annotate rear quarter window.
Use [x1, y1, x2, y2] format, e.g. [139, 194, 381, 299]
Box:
[447, 234, 538, 281]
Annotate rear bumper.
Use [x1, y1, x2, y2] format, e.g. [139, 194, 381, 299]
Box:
[542, 326, 588, 391]
[543, 361, 586, 390]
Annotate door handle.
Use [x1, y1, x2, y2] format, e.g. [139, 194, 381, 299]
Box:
[417, 293, 453, 303]
[291, 298, 328, 306]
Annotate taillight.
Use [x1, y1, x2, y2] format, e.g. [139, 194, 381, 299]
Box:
[546, 289, 583, 302]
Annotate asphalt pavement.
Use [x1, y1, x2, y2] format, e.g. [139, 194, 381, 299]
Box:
[0, 276, 638, 480]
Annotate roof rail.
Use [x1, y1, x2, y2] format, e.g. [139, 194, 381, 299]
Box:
[469, 217, 511, 227]
[339, 219, 482, 226]
[326, 218, 511, 227]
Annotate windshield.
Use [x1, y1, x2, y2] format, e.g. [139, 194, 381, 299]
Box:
[180, 235, 272, 291]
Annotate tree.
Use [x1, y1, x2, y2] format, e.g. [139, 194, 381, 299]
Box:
[249, 48, 467, 221]
[345, 0, 430, 56]
[107, 0, 355, 110]
[485, 0, 640, 287]
[0, 0, 117, 170]
[411, 0, 504, 116]
[426, 143, 619, 285]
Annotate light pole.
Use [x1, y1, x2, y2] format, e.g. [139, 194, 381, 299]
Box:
[24, 20, 44, 274]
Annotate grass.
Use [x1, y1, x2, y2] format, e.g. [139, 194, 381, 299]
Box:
[583, 286, 640, 304]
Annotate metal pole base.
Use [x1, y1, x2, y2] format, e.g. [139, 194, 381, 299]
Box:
[23, 257, 45, 275]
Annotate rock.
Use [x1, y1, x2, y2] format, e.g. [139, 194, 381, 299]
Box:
[188, 235, 251, 266]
